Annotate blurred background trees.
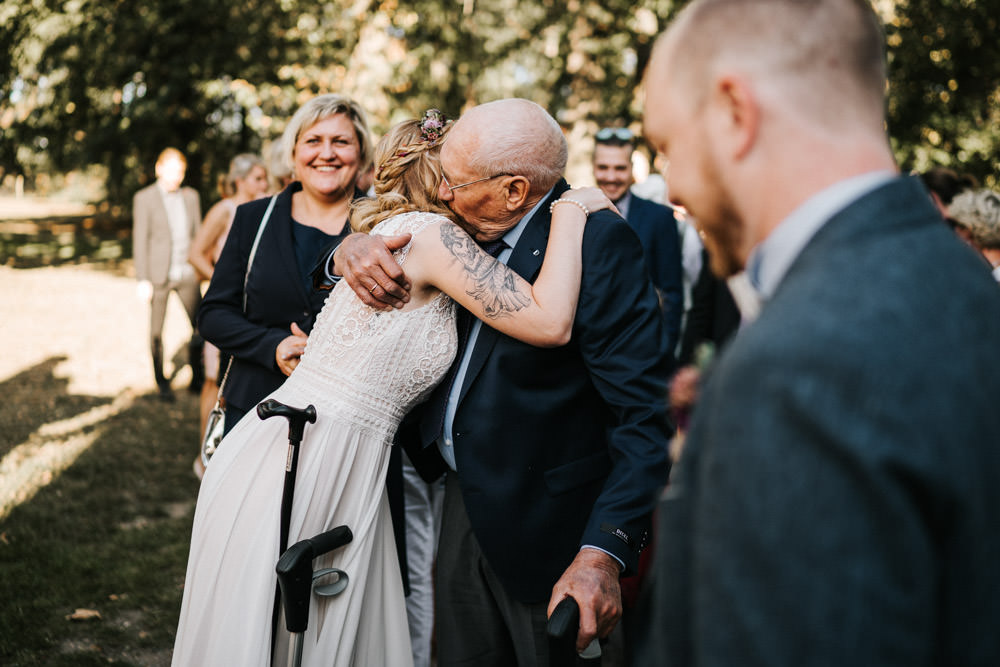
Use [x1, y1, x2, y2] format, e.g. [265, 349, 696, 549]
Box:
[1, 0, 997, 213]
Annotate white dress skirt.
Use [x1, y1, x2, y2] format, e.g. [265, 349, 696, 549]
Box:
[172, 212, 458, 666]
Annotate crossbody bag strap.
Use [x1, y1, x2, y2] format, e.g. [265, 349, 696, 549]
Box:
[243, 193, 279, 310]
[217, 193, 279, 399]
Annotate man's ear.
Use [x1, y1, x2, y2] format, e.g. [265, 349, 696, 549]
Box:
[503, 176, 532, 211]
[715, 75, 758, 161]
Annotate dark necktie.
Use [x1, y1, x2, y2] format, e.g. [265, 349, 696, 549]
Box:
[428, 237, 509, 442]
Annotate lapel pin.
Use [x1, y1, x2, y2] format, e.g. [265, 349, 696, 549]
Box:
[532, 249, 540, 256]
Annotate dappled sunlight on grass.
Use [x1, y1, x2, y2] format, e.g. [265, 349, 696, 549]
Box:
[1, 263, 204, 664]
[0, 391, 136, 521]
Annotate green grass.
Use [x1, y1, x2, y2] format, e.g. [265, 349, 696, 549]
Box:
[0, 385, 202, 665]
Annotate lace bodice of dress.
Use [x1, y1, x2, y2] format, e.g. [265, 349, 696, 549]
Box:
[287, 211, 458, 435]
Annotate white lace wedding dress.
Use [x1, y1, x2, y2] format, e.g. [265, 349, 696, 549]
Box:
[172, 212, 457, 666]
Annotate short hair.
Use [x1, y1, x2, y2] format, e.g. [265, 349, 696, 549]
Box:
[156, 147, 186, 168]
[459, 99, 568, 195]
[350, 117, 459, 233]
[218, 153, 264, 198]
[279, 94, 372, 175]
[919, 166, 977, 207]
[949, 188, 1000, 249]
[664, 0, 887, 123]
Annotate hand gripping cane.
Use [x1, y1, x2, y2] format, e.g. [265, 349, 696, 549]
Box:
[547, 596, 603, 666]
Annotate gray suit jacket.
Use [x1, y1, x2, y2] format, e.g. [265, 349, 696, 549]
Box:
[641, 176, 1000, 666]
[132, 183, 200, 285]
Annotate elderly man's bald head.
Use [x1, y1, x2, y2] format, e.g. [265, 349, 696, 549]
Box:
[449, 99, 568, 195]
[656, 0, 887, 129]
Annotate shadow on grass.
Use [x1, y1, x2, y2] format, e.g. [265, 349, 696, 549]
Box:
[0, 357, 112, 458]
[0, 377, 202, 666]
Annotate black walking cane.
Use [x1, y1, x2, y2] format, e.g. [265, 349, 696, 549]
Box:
[547, 596, 603, 666]
[257, 399, 317, 663]
[275, 525, 354, 667]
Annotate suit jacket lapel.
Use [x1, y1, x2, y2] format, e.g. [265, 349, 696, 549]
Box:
[457, 182, 568, 403]
[626, 195, 643, 227]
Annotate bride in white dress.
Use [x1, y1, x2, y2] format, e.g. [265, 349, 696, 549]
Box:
[171, 111, 615, 666]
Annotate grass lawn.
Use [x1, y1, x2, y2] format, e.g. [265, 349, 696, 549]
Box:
[0, 386, 201, 665]
[0, 257, 205, 665]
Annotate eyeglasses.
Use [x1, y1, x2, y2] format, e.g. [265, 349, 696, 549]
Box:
[595, 127, 634, 143]
[442, 172, 512, 194]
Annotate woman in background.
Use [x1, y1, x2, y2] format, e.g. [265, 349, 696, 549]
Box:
[197, 95, 372, 437]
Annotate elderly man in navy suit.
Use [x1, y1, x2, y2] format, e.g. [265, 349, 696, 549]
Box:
[639, 0, 1000, 665]
[593, 127, 684, 360]
[327, 99, 672, 666]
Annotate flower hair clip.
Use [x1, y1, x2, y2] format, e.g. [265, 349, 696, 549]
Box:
[419, 109, 448, 144]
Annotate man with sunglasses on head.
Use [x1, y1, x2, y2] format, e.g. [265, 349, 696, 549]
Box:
[593, 127, 684, 361]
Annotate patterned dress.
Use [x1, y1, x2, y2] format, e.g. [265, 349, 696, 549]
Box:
[172, 212, 457, 666]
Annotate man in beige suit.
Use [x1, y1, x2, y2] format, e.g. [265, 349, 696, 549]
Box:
[132, 147, 203, 401]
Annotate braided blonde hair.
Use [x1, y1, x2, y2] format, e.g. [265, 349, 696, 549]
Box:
[350, 116, 460, 233]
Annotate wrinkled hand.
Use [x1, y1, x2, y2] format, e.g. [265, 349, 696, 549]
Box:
[275, 322, 308, 376]
[334, 232, 412, 310]
[547, 548, 622, 653]
[562, 186, 620, 217]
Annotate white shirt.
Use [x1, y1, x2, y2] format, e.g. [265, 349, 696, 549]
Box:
[158, 183, 194, 283]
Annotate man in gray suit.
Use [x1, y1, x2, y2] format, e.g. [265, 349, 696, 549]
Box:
[132, 147, 203, 401]
[639, 0, 1000, 665]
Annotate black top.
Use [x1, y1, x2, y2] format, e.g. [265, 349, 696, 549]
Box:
[292, 218, 339, 294]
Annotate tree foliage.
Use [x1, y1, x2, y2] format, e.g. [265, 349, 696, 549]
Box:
[885, 0, 1000, 184]
[1, 0, 997, 212]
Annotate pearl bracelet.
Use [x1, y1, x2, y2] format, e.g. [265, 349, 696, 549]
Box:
[549, 198, 590, 218]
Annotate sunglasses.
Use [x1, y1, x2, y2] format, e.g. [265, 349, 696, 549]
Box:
[595, 127, 634, 142]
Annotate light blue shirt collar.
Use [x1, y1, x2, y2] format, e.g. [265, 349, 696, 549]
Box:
[499, 186, 554, 251]
[746, 170, 896, 301]
[614, 191, 632, 220]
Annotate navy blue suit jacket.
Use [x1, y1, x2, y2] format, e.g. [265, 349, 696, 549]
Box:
[624, 194, 684, 363]
[404, 181, 673, 603]
[644, 176, 1000, 665]
[198, 182, 345, 413]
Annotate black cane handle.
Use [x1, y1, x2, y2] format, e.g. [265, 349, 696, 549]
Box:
[547, 596, 580, 642]
[276, 525, 354, 634]
[257, 399, 317, 443]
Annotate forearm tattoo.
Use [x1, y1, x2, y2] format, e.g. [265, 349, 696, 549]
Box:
[439, 223, 530, 319]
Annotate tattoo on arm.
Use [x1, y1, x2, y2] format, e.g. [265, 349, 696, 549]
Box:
[439, 223, 530, 319]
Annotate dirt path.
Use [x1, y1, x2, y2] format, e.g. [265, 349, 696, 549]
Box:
[1, 264, 197, 398]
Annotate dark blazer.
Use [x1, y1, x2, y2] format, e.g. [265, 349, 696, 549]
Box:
[677, 248, 741, 366]
[404, 181, 673, 603]
[132, 183, 200, 285]
[643, 176, 1000, 665]
[198, 182, 346, 413]
[625, 194, 684, 362]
